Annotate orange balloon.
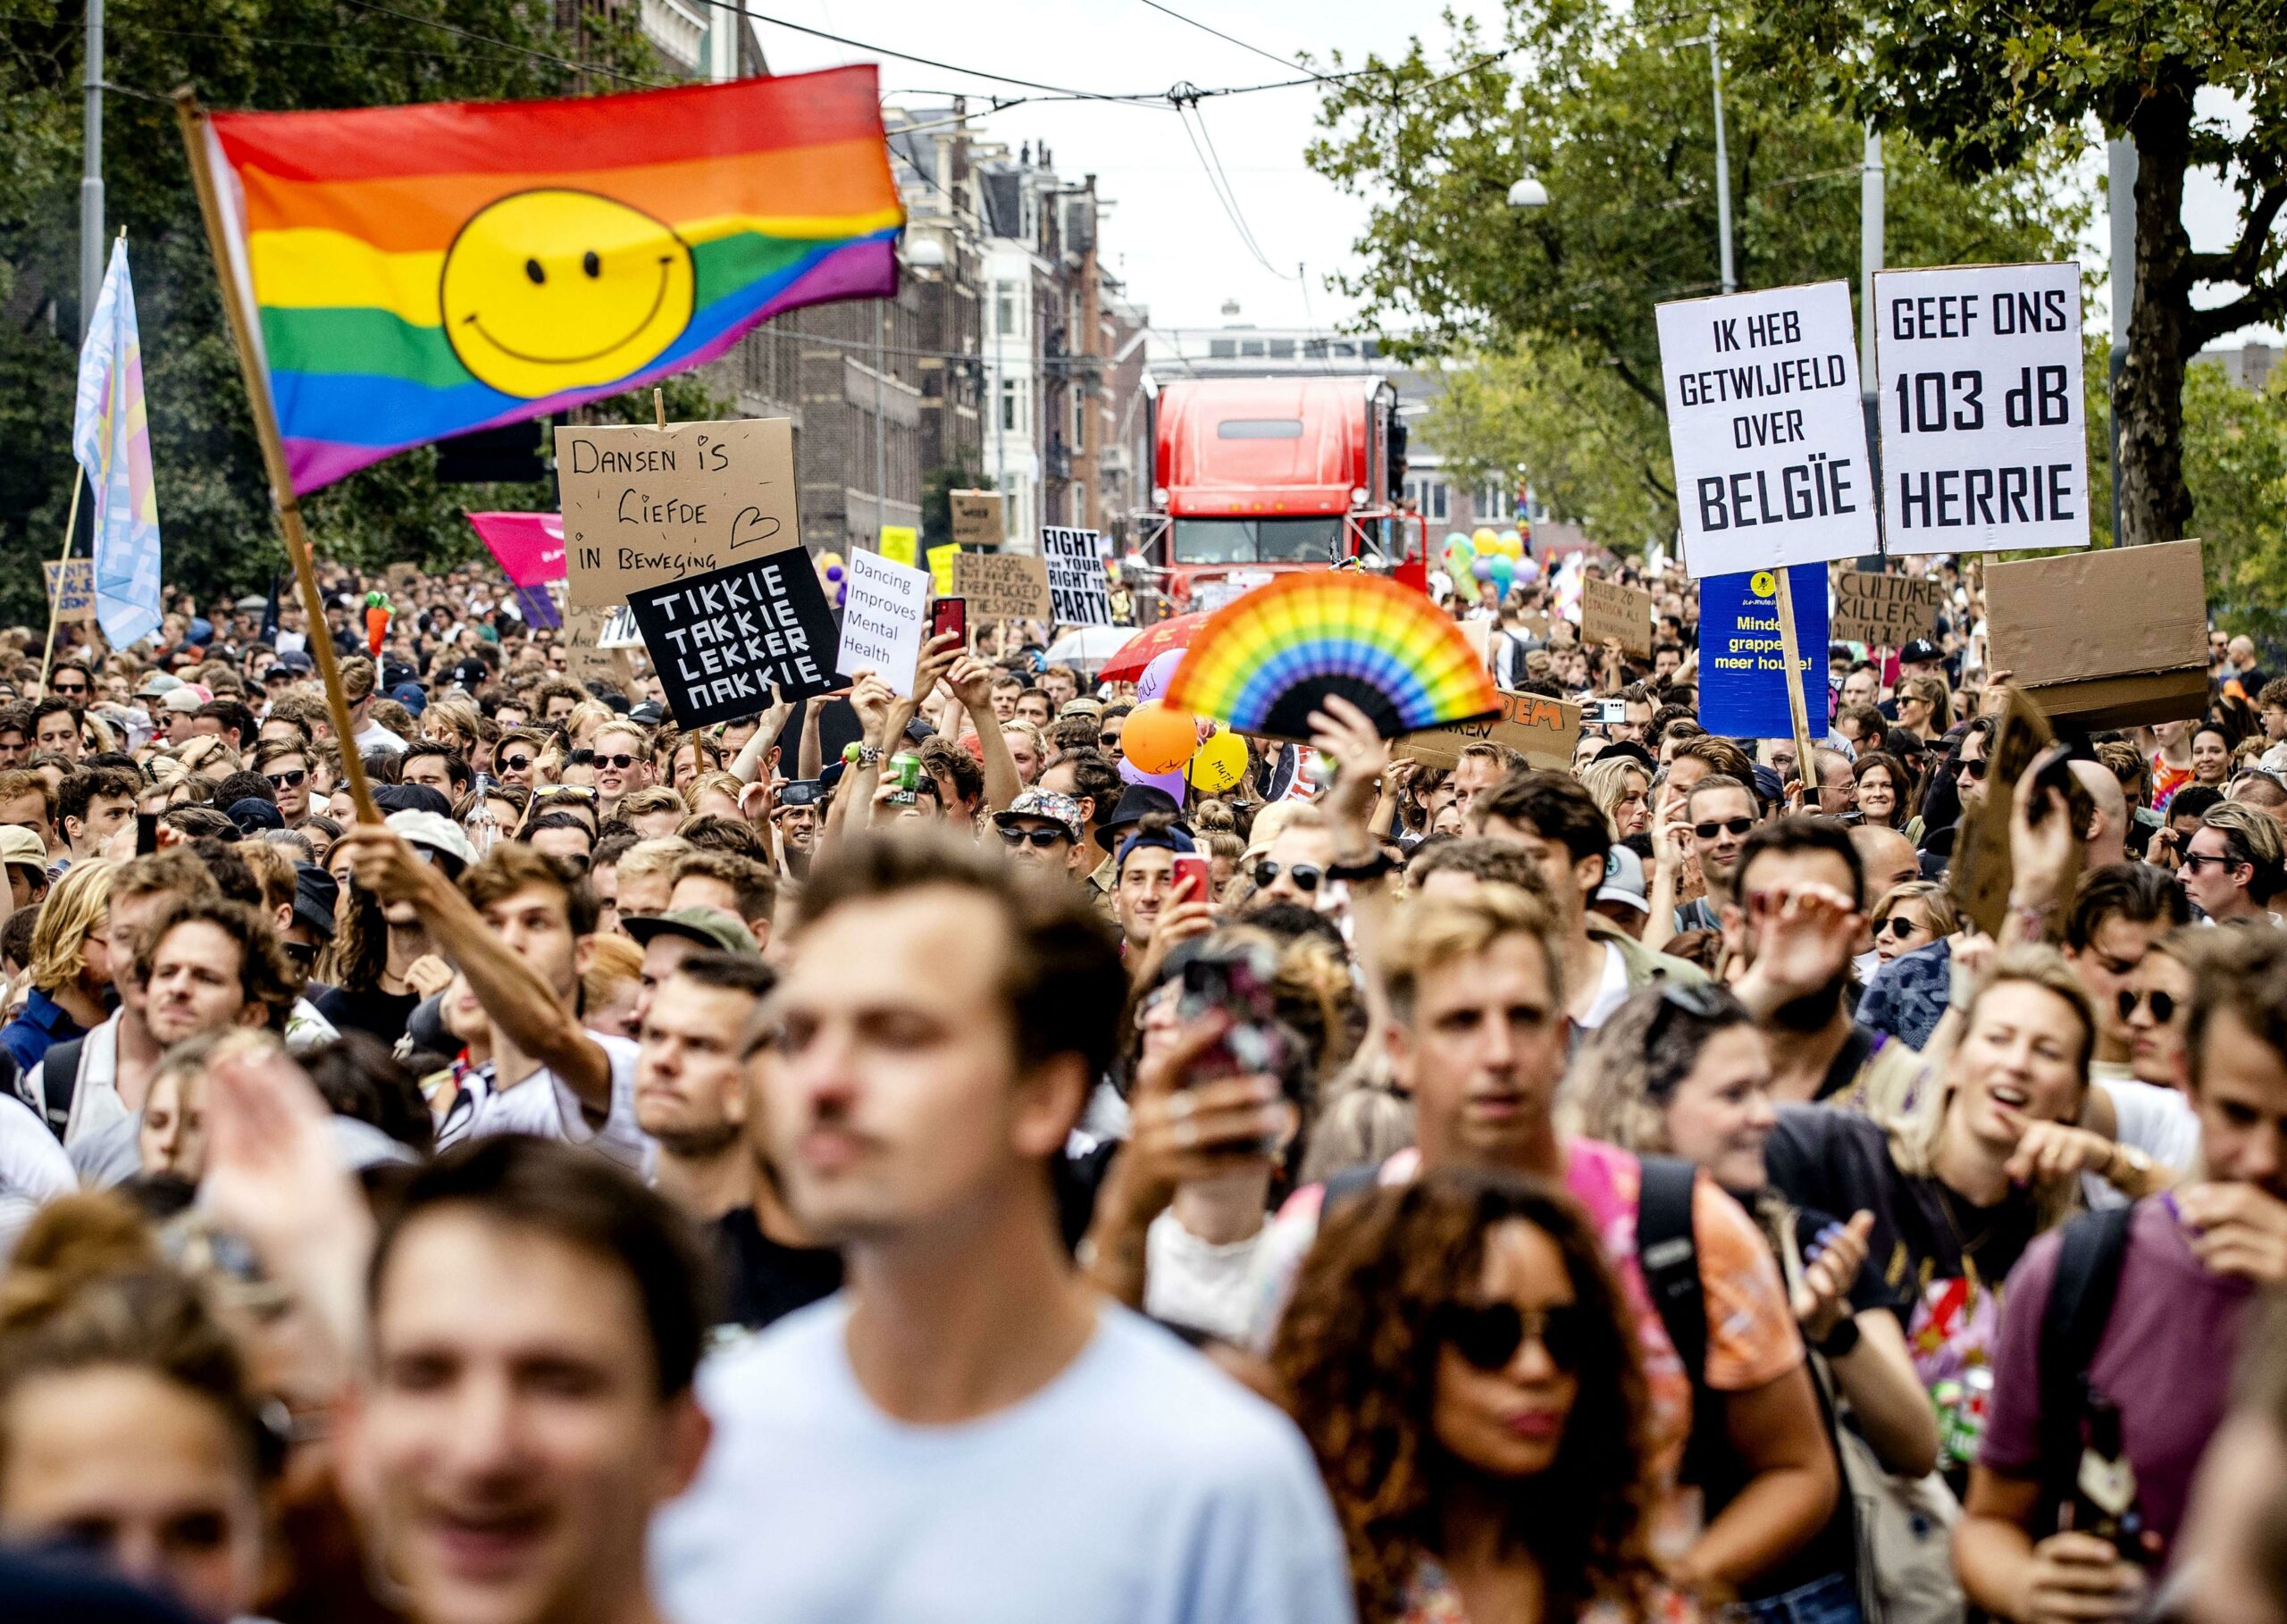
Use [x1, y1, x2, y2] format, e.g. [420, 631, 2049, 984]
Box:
[1122, 700, 1198, 775]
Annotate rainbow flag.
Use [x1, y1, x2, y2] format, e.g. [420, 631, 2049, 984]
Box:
[71, 238, 163, 649]
[203, 66, 903, 493]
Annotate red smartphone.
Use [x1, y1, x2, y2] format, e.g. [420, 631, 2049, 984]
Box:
[928, 597, 968, 647]
[1169, 852, 1211, 902]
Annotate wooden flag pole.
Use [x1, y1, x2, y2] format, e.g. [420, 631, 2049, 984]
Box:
[175, 87, 377, 824]
[1771, 565, 1818, 806]
[36, 471, 84, 700]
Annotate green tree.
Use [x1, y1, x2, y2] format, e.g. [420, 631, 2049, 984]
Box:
[0, 0, 716, 626]
[1309, 2, 2084, 549]
[1735, 0, 2287, 549]
[2180, 363, 2287, 638]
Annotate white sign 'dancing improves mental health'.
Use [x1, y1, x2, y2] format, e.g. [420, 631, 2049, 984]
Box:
[1655, 280, 1879, 580]
[1874, 262, 2089, 555]
[835, 547, 931, 698]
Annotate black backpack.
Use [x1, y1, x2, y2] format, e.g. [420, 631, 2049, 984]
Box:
[2031, 1205, 2135, 1536]
[17, 1034, 87, 1141]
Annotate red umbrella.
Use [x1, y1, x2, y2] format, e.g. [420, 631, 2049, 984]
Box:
[1098, 613, 1207, 685]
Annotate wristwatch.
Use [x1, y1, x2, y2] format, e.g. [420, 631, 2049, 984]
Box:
[2105, 1142, 2157, 1192]
[1816, 1316, 1862, 1360]
[841, 743, 885, 768]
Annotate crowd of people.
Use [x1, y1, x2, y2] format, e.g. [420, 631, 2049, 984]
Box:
[1, 552, 2285, 1624]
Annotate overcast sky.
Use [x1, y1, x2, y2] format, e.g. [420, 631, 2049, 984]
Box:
[750, 2, 2271, 347]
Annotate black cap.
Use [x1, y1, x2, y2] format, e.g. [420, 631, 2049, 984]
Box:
[228, 797, 285, 835]
[452, 657, 488, 691]
[1093, 783, 1189, 852]
[1900, 638, 1942, 665]
[372, 783, 453, 819]
[292, 863, 338, 942]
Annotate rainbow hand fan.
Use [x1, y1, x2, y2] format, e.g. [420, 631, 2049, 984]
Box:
[1163, 570, 1501, 741]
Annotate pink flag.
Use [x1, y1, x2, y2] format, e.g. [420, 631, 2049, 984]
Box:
[465, 512, 566, 588]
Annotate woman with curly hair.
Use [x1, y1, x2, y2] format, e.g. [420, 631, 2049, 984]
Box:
[1273, 1168, 1678, 1624]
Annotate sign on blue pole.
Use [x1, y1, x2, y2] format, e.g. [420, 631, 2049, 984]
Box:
[1696, 567, 1828, 739]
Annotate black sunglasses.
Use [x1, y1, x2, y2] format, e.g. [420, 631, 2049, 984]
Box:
[997, 825, 1069, 850]
[1873, 915, 1926, 941]
[1693, 816, 1755, 841]
[2116, 987, 2178, 1024]
[1435, 1301, 1586, 1374]
[264, 769, 307, 790]
[598, 752, 638, 770]
[1252, 859, 1322, 892]
[1957, 757, 1989, 780]
[498, 754, 533, 774]
[52, 682, 87, 697]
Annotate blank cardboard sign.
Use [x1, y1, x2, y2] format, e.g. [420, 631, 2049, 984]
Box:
[1985, 540, 2207, 729]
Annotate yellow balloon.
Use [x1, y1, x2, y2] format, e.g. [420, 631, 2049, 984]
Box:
[1186, 730, 1249, 793]
[1471, 527, 1498, 548]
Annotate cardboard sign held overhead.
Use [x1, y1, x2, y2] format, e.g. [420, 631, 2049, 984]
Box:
[558, 417, 799, 607]
[43, 559, 96, 624]
[1397, 691, 1583, 773]
[384, 561, 421, 590]
[1041, 526, 1114, 626]
[1656, 280, 1880, 579]
[626, 552, 842, 730]
[836, 547, 930, 698]
[1581, 578, 1655, 659]
[1875, 262, 2089, 556]
[927, 543, 959, 597]
[559, 603, 635, 693]
[877, 525, 919, 568]
[1985, 539, 2208, 729]
[953, 552, 1051, 623]
[950, 490, 1005, 547]
[1831, 570, 1945, 648]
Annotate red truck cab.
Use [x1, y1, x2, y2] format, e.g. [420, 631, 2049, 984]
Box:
[1142, 376, 1420, 612]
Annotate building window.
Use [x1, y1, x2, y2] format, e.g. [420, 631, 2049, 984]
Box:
[995, 281, 1018, 339]
[1303, 339, 1328, 358]
[1072, 389, 1086, 442]
[1426, 481, 1448, 521]
[1240, 339, 1265, 357]
[1000, 379, 1019, 432]
[1269, 339, 1295, 359]
[1333, 341, 1356, 356]
[1209, 339, 1236, 358]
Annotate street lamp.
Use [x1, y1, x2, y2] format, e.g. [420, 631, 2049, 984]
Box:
[1506, 172, 1549, 211]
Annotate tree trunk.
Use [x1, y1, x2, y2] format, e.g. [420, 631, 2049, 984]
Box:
[2116, 87, 2198, 547]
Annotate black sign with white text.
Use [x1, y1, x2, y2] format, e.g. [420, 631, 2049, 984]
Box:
[626, 553, 842, 730]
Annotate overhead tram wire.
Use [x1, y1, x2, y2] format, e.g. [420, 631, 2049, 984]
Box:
[1133, 0, 1335, 84]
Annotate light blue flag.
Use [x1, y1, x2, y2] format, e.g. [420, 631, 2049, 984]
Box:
[71, 239, 163, 651]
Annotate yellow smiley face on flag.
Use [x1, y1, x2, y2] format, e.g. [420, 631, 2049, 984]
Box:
[440, 189, 697, 398]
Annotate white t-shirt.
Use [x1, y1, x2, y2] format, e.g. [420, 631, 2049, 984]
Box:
[440, 1032, 651, 1174]
[1576, 937, 1632, 1031]
[0, 1092, 77, 1260]
[653, 1297, 1355, 1624]
[353, 719, 407, 756]
[1144, 1210, 1275, 1344]
[2083, 1073, 2202, 1210]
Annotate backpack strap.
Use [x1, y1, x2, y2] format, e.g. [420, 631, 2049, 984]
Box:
[31, 1036, 84, 1142]
[2034, 1204, 2134, 1532]
[1638, 1154, 1738, 1507]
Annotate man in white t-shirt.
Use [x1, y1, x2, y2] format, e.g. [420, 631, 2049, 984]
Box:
[339, 833, 647, 1169]
[651, 828, 1353, 1623]
[339, 655, 407, 757]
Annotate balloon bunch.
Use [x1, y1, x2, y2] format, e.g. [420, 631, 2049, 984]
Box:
[1119, 649, 1250, 797]
[1437, 528, 1539, 600]
[817, 551, 848, 609]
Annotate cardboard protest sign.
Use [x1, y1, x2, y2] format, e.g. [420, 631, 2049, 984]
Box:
[836, 547, 930, 697]
[877, 525, 919, 567]
[1581, 577, 1655, 658]
[1397, 691, 1582, 773]
[1831, 570, 1944, 647]
[1948, 687, 2080, 939]
[1985, 538, 2207, 728]
[384, 561, 421, 590]
[1696, 568, 1828, 738]
[43, 559, 96, 624]
[596, 606, 644, 649]
[926, 543, 959, 598]
[558, 417, 798, 607]
[625, 552, 842, 730]
[1875, 263, 2088, 555]
[1041, 526, 1114, 625]
[953, 552, 1052, 623]
[951, 489, 1005, 547]
[559, 604, 635, 691]
[1656, 281, 1879, 579]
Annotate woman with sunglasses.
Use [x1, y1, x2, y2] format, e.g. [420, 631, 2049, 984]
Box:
[1764, 950, 2159, 1486]
[1273, 1170, 1680, 1624]
[1869, 881, 1956, 965]
[1894, 675, 1950, 744]
[1573, 985, 1944, 1624]
[2122, 933, 2198, 1090]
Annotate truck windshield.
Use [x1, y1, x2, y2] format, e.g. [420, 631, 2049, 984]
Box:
[1172, 516, 1345, 565]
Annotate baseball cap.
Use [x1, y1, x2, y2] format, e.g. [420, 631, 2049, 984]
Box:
[452, 657, 489, 691]
[0, 826, 47, 874]
[390, 682, 429, 716]
[993, 788, 1085, 842]
[263, 664, 295, 683]
[621, 907, 759, 958]
[1595, 846, 1649, 914]
[385, 808, 479, 874]
[160, 688, 204, 715]
[1899, 639, 1942, 665]
[228, 797, 285, 836]
[629, 699, 666, 726]
[373, 783, 454, 819]
[136, 672, 182, 698]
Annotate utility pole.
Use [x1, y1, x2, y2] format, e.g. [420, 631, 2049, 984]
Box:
[2109, 138, 2138, 546]
[874, 302, 889, 545]
[80, 0, 104, 335]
